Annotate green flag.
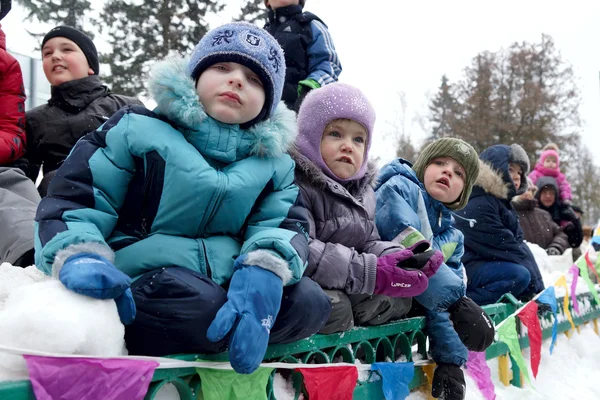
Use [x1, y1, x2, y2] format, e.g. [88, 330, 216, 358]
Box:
[576, 258, 600, 305]
[496, 317, 532, 386]
[196, 366, 274, 400]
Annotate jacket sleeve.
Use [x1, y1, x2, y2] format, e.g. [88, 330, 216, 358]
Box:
[547, 214, 569, 253]
[560, 206, 583, 248]
[241, 157, 311, 286]
[527, 169, 541, 185]
[34, 111, 136, 275]
[426, 309, 468, 367]
[456, 197, 528, 265]
[556, 172, 573, 201]
[375, 176, 427, 247]
[0, 51, 26, 164]
[306, 20, 342, 87]
[300, 187, 378, 295]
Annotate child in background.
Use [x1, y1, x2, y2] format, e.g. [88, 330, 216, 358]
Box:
[264, 0, 341, 110]
[293, 83, 443, 333]
[25, 26, 142, 195]
[34, 22, 331, 374]
[375, 138, 495, 400]
[456, 144, 545, 305]
[528, 143, 572, 205]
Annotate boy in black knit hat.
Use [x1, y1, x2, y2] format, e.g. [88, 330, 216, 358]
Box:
[263, 0, 341, 111]
[23, 26, 142, 195]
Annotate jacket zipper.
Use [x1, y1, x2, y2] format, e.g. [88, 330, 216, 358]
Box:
[196, 170, 224, 237]
[141, 162, 156, 237]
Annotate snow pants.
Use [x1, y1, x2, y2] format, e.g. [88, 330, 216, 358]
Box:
[125, 267, 332, 356]
[467, 261, 531, 305]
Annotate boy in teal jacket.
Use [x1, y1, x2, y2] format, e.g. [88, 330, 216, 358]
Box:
[34, 22, 331, 374]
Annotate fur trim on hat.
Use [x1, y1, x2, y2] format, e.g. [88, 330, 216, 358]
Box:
[542, 142, 560, 152]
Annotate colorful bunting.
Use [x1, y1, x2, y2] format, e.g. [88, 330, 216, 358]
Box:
[576, 257, 600, 305]
[553, 275, 575, 331]
[496, 317, 532, 386]
[372, 362, 414, 400]
[196, 366, 273, 400]
[584, 252, 600, 284]
[23, 356, 158, 400]
[569, 264, 581, 315]
[517, 302, 542, 378]
[537, 286, 559, 354]
[296, 366, 358, 400]
[466, 351, 496, 400]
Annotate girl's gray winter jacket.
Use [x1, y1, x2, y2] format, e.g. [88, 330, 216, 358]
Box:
[292, 150, 402, 295]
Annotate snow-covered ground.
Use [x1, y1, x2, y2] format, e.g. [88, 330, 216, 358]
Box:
[1, 243, 599, 399]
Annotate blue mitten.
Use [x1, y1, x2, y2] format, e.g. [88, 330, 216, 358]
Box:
[59, 253, 136, 325]
[207, 255, 283, 374]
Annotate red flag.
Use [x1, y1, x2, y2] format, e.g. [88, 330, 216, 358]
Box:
[296, 366, 358, 400]
[517, 302, 542, 378]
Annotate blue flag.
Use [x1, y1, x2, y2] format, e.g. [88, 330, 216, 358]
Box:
[372, 362, 414, 400]
[537, 286, 558, 354]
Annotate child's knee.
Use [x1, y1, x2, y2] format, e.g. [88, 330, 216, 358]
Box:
[319, 289, 353, 334]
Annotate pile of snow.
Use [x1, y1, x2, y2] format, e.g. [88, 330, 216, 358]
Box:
[0, 263, 126, 381]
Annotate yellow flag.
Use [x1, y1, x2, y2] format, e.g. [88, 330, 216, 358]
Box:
[554, 275, 575, 330]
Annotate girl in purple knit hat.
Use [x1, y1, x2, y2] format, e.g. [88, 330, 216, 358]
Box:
[292, 83, 443, 333]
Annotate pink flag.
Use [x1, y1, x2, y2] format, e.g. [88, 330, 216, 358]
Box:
[517, 302, 542, 378]
[569, 264, 580, 315]
[466, 351, 496, 400]
[24, 355, 158, 400]
[585, 252, 600, 284]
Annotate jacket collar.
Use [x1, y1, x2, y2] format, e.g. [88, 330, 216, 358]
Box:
[268, 5, 303, 23]
[290, 148, 377, 199]
[49, 75, 109, 112]
[512, 197, 537, 212]
[148, 56, 297, 162]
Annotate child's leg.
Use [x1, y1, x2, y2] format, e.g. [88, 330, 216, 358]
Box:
[269, 277, 332, 343]
[415, 263, 465, 312]
[466, 261, 531, 305]
[349, 294, 412, 326]
[315, 289, 354, 335]
[125, 267, 228, 356]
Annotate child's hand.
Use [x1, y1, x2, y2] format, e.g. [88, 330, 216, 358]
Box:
[59, 253, 136, 325]
[374, 251, 430, 297]
[207, 255, 283, 374]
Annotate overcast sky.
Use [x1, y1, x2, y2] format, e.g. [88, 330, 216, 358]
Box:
[4, 0, 600, 165]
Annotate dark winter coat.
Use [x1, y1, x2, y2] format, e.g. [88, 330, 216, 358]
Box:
[0, 27, 26, 164]
[513, 197, 569, 253]
[455, 145, 544, 294]
[24, 75, 142, 180]
[35, 57, 309, 287]
[264, 5, 341, 108]
[292, 150, 401, 295]
[535, 176, 583, 248]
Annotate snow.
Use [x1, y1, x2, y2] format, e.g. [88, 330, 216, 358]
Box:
[1, 242, 599, 399]
[0, 263, 126, 381]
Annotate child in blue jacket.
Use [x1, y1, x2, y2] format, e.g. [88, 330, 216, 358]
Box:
[33, 22, 331, 374]
[375, 138, 494, 400]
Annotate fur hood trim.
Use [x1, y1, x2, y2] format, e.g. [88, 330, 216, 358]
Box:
[475, 159, 510, 200]
[148, 56, 297, 158]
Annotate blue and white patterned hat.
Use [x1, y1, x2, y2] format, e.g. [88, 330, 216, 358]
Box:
[187, 22, 285, 127]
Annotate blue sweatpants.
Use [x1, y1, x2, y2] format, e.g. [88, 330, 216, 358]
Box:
[125, 267, 332, 356]
[467, 261, 531, 305]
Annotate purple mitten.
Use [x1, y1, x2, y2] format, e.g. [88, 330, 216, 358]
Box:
[374, 251, 429, 297]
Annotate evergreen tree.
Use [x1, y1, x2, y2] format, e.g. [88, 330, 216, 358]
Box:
[236, 0, 267, 25]
[428, 75, 456, 141]
[17, 0, 94, 41]
[98, 0, 224, 96]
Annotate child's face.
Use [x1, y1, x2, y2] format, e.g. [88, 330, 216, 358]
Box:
[423, 157, 465, 205]
[196, 62, 265, 125]
[508, 163, 522, 190]
[265, 0, 300, 9]
[42, 37, 94, 86]
[543, 156, 557, 169]
[539, 187, 556, 207]
[320, 119, 367, 180]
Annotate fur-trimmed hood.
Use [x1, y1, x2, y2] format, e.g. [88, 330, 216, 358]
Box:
[147, 56, 297, 159]
[473, 144, 529, 200]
